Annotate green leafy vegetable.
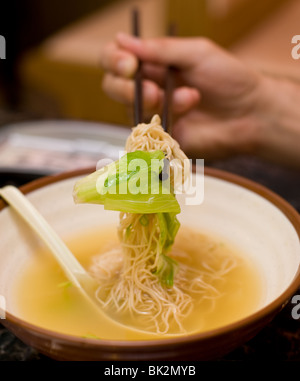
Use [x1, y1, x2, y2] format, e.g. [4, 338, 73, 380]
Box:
[154, 212, 180, 287]
[139, 215, 149, 226]
[73, 150, 180, 214]
[125, 224, 132, 238]
[157, 212, 180, 254]
[155, 254, 178, 287]
[73, 150, 182, 287]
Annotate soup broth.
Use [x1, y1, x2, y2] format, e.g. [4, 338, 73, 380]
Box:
[14, 226, 262, 340]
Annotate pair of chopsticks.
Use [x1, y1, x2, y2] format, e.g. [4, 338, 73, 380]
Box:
[132, 9, 175, 135]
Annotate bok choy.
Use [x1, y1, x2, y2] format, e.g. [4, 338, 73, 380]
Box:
[73, 150, 180, 214]
[73, 150, 181, 287]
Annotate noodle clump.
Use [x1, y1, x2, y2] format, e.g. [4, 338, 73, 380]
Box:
[88, 115, 236, 334]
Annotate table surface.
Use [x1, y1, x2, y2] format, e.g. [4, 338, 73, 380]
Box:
[0, 113, 300, 361]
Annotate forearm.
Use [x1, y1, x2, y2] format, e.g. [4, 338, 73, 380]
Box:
[255, 75, 300, 168]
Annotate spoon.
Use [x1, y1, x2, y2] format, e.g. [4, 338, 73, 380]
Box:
[0, 185, 145, 333]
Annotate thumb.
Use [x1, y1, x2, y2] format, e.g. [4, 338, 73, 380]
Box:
[116, 33, 204, 68]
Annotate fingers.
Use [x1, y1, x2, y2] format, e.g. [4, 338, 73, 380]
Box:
[141, 62, 167, 87]
[116, 33, 211, 68]
[101, 42, 171, 85]
[102, 72, 200, 116]
[173, 87, 200, 114]
[101, 36, 201, 119]
[101, 34, 203, 119]
[102, 73, 163, 110]
[101, 42, 138, 78]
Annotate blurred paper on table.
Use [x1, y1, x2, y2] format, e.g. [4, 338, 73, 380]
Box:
[0, 120, 130, 175]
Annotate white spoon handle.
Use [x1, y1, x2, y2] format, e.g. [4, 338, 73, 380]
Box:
[0, 185, 92, 289]
[0, 186, 166, 334]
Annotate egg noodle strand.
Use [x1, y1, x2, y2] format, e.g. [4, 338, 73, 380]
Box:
[90, 115, 236, 334]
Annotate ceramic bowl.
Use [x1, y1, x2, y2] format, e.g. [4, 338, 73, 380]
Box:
[0, 167, 300, 360]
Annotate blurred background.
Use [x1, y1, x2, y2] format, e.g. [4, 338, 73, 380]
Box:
[0, 0, 299, 124]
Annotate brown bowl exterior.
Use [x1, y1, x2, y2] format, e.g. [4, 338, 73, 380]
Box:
[1, 167, 300, 361]
[2, 304, 283, 361]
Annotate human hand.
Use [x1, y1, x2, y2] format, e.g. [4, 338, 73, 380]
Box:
[101, 34, 300, 166]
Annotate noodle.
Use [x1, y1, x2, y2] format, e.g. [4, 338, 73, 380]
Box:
[91, 115, 236, 334]
[125, 114, 186, 162]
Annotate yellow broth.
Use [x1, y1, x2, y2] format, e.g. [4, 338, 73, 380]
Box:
[13, 226, 262, 340]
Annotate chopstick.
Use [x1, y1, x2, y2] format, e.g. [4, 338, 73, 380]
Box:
[132, 9, 176, 135]
[161, 67, 173, 134]
[132, 8, 143, 125]
[162, 24, 176, 135]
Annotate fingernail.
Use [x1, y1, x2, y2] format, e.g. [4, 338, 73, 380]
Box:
[117, 57, 136, 77]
